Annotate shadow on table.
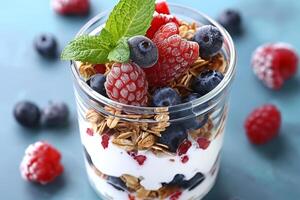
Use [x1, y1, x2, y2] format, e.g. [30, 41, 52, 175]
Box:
[25, 174, 66, 199]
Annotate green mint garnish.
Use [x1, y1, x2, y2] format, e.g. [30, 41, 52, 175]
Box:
[61, 0, 155, 64]
[108, 37, 130, 63]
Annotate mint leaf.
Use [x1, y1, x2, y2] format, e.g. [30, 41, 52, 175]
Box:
[108, 37, 130, 63]
[61, 0, 155, 64]
[61, 28, 114, 63]
[106, 0, 155, 43]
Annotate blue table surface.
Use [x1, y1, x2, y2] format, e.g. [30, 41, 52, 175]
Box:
[1, 0, 300, 199]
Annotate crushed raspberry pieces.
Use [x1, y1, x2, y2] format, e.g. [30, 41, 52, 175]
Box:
[134, 155, 147, 165]
[197, 137, 211, 150]
[94, 64, 106, 74]
[169, 190, 182, 200]
[181, 155, 189, 164]
[128, 194, 135, 200]
[86, 128, 94, 136]
[101, 133, 110, 149]
[128, 151, 147, 165]
[177, 140, 192, 156]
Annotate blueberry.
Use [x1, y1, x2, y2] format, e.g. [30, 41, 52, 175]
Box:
[13, 101, 40, 127]
[34, 33, 58, 58]
[183, 93, 202, 102]
[218, 9, 242, 35]
[163, 172, 205, 190]
[157, 125, 187, 153]
[41, 102, 69, 127]
[88, 74, 107, 96]
[128, 36, 158, 68]
[162, 174, 186, 187]
[107, 176, 128, 191]
[186, 115, 209, 131]
[192, 70, 224, 96]
[185, 172, 205, 190]
[152, 87, 181, 107]
[83, 146, 94, 167]
[192, 25, 223, 58]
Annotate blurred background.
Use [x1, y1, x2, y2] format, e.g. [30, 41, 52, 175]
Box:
[0, 0, 299, 199]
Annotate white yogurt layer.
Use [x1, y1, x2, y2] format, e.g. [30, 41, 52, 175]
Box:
[79, 116, 224, 191]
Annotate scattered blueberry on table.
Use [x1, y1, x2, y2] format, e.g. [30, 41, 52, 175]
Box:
[14, 101, 41, 128]
[217, 9, 242, 35]
[34, 33, 58, 58]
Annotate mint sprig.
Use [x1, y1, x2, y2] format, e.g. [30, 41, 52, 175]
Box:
[61, 0, 155, 64]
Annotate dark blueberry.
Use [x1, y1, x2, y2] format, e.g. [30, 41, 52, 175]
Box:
[157, 125, 187, 153]
[107, 176, 128, 191]
[184, 172, 205, 190]
[152, 87, 181, 107]
[175, 94, 208, 131]
[162, 174, 186, 187]
[192, 25, 224, 58]
[13, 101, 40, 127]
[34, 33, 58, 58]
[41, 102, 69, 127]
[218, 9, 242, 35]
[192, 70, 224, 96]
[128, 35, 158, 68]
[183, 93, 202, 102]
[187, 115, 208, 130]
[83, 146, 94, 167]
[88, 74, 107, 96]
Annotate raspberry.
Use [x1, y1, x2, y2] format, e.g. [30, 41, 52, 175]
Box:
[197, 137, 211, 150]
[20, 141, 63, 184]
[244, 104, 281, 145]
[94, 64, 106, 74]
[180, 155, 189, 164]
[146, 12, 179, 39]
[144, 22, 199, 87]
[170, 190, 182, 200]
[155, 0, 171, 14]
[52, 0, 90, 15]
[86, 127, 94, 136]
[101, 133, 110, 149]
[177, 140, 192, 156]
[105, 63, 148, 106]
[252, 43, 298, 90]
[128, 151, 147, 165]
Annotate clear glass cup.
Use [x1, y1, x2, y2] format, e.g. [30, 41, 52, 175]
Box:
[70, 3, 236, 200]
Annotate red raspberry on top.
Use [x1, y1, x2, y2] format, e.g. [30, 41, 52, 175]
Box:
[252, 43, 298, 90]
[105, 63, 149, 106]
[155, 0, 171, 14]
[20, 141, 63, 184]
[146, 12, 179, 39]
[52, 0, 90, 15]
[244, 104, 281, 145]
[144, 22, 199, 87]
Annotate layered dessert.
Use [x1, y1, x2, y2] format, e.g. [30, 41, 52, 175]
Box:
[62, 0, 234, 199]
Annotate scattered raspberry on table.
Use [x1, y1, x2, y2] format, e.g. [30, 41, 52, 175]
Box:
[252, 42, 298, 90]
[52, 0, 90, 15]
[20, 141, 64, 184]
[244, 104, 281, 145]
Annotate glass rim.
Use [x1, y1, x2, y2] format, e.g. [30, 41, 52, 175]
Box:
[70, 3, 237, 114]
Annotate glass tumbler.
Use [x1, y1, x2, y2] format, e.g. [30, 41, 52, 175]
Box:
[70, 4, 236, 200]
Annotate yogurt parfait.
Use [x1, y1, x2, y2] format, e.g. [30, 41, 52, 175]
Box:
[62, 0, 236, 199]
